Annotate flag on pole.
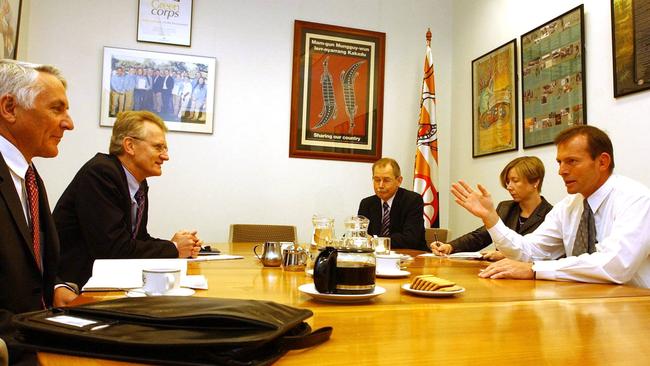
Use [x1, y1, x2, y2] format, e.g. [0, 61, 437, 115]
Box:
[413, 29, 440, 228]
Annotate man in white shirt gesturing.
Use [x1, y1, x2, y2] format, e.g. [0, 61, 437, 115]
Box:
[451, 125, 650, 288]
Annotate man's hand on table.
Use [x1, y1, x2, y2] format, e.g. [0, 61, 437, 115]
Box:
[53, 286, 78, 307]
[479, 258, 534, 280]
[172, 230, 202, 258]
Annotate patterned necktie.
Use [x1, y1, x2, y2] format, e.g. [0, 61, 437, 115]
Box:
[25, 166, 41, 270]
[133, 185, 146, 239]
[381, 202, 391, 237]
[572, 198, 597, 256]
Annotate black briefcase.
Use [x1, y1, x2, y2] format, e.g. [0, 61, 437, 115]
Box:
[11, 296, 332, 366]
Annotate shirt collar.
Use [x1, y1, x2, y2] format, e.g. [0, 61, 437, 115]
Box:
[382, 193, 396, 208]
[585, 174, 615, 214]
[122, 165, 142, 202]
[0, 134, 29, 179]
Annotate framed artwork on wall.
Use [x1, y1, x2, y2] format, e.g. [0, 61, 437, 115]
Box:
[289, 20, 385, 163]
[521, 5, 586, 149]
[137, 0, 193, 47]
[611, 0, 650, 97]
[471, 39, 518, 157]
[0, 0, 22, 59]
[99, 47, 216, 134]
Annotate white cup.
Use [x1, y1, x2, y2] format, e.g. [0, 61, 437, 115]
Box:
[142, 268, 181, 296]
[375, 253, 402, 274]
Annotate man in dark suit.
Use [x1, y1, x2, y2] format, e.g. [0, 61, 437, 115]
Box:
[54, 111, 202, 287]
[161, 69, 174, 116]
[358, 158, 427, 251]
[0, 60, 76, 364]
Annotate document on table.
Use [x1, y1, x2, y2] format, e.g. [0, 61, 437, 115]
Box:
[419, 252, 484, 259]
[188, 253, 244, 262]
[82, 258, 207, 291]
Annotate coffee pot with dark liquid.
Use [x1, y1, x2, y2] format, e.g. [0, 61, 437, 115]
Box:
[313, 215, 376, 294]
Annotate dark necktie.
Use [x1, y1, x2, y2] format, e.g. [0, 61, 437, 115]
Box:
[25, 166, 41, 270]
[572, 199, 596, 256]
[381, 202, 391, 237]
[133, 185, 146, 239]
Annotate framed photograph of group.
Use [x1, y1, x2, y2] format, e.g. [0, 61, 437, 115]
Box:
[289, 20, 385, 163]
[99, 47, 216, 134]
[611, 0, 650, 97]
[471, 39, 518, 157]
[521, 5, 586, 149]
[137, 0, 193, 47]
[0, 0, 22, 59]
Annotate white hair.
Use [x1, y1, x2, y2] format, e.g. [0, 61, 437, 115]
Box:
[0, 59, 67, 108]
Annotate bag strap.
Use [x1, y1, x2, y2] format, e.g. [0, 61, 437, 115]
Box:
[281, 326, 333, 350]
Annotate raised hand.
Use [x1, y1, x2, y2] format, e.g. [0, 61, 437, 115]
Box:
[450, 180, 500, 228]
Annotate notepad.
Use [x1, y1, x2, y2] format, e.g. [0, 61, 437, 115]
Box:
[82, 258, 188, 291]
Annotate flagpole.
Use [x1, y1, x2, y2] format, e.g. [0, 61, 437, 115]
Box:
[414, 27, 440, 228]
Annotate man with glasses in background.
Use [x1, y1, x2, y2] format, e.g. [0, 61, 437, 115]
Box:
[54, 111, 202, 287]
[358, 157, 427, 251]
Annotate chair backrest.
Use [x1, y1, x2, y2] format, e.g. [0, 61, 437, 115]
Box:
[229, 224, 297, 243]
[425, 228, 449, 243]
[0, 337, 8, 366]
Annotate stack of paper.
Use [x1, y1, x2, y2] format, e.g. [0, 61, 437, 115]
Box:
[82, 258, 191, 292]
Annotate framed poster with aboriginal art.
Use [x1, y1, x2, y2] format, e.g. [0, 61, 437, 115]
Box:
[0, 0, 21, 59]
[289, 20, 385, 163]
[99, 47, 215, 134]
[611, 0, 650, 97]
[521, 5, 586, 148]
[471, 39, 518, 157]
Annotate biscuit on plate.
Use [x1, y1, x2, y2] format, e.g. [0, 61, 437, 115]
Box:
[410, 275, 455, 291]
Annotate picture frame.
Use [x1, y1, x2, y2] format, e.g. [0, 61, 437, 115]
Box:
[0, 0, 22, 59]
[471, 39, 518, 157]
[289, 20, 385, 163]
[99, 46, 216, 134]
[137, 0, 193, 47]
[521, 5, 586, 149]
[611, 0, 650, 97]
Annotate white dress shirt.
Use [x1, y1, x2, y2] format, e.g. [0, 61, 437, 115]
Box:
[487, 174, 650, 288]
[0, 134, 31, 224]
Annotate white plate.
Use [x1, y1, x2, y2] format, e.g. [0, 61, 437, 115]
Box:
[401, 283, 465, 297]
[125, 287, 196, 297]
[376, 270, 411, 278]
[298, 283, 385, 303]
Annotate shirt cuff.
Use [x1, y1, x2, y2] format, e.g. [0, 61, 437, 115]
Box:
[54, 282, 79, 295]
[531, 261, 557, 281]
[486, 219, 508, 241]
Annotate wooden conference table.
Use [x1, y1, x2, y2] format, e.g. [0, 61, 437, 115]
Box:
[39, 243, 650, 365]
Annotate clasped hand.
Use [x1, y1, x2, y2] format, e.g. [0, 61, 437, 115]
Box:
[172, 230, 202, 258]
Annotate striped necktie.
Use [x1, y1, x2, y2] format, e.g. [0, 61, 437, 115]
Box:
[133, 185, 146, 239]
[381, 202, 391, 237]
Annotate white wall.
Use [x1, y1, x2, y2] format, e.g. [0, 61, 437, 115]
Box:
[449, 0, 650, 237]
[18, 0, 453, 243]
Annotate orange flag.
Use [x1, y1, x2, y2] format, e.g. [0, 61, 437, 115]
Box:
[413, 29, 439, 228]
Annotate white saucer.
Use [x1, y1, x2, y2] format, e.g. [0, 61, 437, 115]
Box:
[125, 287, 195, 297]
[401, 283, 465, 297]
[298, 283, 385, 303]
[376, 270, 411, 278]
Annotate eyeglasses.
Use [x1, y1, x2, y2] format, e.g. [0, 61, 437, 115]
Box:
[127, 136, 168, 153]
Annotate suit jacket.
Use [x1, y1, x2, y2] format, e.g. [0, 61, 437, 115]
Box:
[0, 154, 58, 349]
[358, 187, 427, 251]
[162, 76, 174, 94]
[450, 198, 553, 253]
[54, 153, 178, 287]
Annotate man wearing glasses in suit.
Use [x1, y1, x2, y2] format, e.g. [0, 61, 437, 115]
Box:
[54, 111, 202, 287]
